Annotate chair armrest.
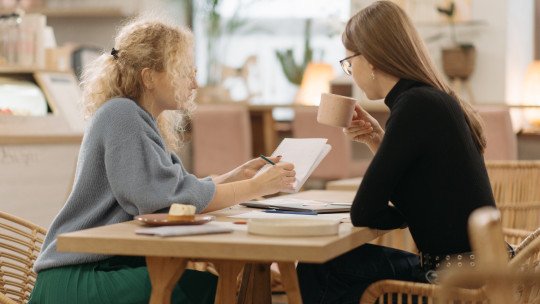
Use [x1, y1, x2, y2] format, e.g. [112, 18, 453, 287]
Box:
[0, 293, 18, 304]
[503, 228, 532, 248]
[359, 279, 487, 304]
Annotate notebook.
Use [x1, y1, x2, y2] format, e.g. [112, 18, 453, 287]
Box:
[135, 224, 233, 237]
[240, 198, 351, 214]
[256, 138, 331, 193]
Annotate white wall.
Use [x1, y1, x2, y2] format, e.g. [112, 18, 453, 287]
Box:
[49, 0, 535, 105]
[351, 0, 535, 105]
[504, 0, 535, 104]
[49, 0, 186, 50]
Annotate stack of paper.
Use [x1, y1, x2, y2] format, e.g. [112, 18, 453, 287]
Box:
[135, 224, 233, 237]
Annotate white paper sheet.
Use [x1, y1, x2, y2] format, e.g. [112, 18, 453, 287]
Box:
[228, 211, 350, 221]
[256, 138, 331, 192]
[256, 198, 346, 206]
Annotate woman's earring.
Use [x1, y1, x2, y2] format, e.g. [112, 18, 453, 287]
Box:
[371, 71, 376, 80]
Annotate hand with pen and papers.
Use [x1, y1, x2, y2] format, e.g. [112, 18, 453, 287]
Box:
[255, 138, 331, 193]
[252, 160, 296, 196]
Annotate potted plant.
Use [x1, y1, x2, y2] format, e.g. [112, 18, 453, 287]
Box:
[275, 19, 314, 86]
[179, 0, 255, 103]
[437, 1, 476, 80]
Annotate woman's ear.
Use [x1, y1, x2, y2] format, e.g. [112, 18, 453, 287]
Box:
[367, 62, 376, 73]
[141, 68, 155, 90]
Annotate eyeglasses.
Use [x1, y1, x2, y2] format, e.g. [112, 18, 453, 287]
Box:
[339, 53, 360, 75]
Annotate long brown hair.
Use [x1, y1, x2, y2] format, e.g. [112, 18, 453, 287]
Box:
[343, 1, 486, 153]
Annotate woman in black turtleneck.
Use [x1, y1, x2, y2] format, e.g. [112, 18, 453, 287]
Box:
[296, 2, 496, 304]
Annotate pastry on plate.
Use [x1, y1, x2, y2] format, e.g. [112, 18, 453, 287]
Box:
[167, 203, 196, 221]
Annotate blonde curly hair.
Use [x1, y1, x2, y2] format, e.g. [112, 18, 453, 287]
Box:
[80, 17, 196, 151]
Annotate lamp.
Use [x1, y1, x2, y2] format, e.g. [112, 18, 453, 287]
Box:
[523, 60, 540, 129]
[295, 62, 334, 106]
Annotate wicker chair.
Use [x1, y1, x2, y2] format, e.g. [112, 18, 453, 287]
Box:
[0, 212, 46, 304]
[486, 161, 540, 205]
[485, 161, 540, 232]
[441, 213, 540, 304]
[359, 211, 540, 304]
[504, 228, 535, 248]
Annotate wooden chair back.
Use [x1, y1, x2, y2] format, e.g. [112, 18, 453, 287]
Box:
[292, 106, 368, 179]
[477, 106, 518, 161]
[0, 212, 46, 304]
[191, 103, 253, 176]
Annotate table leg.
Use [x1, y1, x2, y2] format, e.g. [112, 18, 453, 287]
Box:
[212, 260, 245, 304]
[237, 263, 271, 304]
[278, 262, 303, 304]
[146, 256, 187, 304]
[261, 110, 277, 156]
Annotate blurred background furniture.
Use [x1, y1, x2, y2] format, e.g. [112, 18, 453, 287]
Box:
[486, 161, 540, 231]
[325, 177, 363, 191]
[477, 106, 518, 161]
[0, 212, 46, 304]
[486, 161, 540, 204]
[0, 70, 83, 229]
[191, 103, 252, 177]
[247, 105, 280, 157]
[292, 106, 368, 181]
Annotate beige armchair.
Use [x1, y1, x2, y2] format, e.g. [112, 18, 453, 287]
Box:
[292, 106, 369, 181]
[191, 103, 253, 177]
[477, 106, 518, 161]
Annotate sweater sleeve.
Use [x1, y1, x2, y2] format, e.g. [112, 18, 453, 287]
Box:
[351, 94, 433, 229]
[101, 102, 215, 215]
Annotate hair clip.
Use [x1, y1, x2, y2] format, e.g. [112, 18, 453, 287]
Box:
[111, 48, 119, 59]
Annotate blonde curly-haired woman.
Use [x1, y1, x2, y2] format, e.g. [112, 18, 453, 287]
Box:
[29, 18, 295, 304]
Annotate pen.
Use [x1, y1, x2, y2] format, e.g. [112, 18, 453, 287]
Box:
[263, 209, 317, 215]
[260, 154, 276, 165]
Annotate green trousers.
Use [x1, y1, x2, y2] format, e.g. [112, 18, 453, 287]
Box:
[29, 256, 217, 304]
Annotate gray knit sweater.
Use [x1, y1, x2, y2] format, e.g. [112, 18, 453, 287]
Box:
[34, 98, 216, 273]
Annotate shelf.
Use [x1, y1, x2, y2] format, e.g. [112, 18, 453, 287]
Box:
[0, 66, 66, 74]
[415, 20, 487, 27]
[0, 6, 130, 18]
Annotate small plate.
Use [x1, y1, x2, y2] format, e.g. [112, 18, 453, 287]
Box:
[135, 214, 214, 226]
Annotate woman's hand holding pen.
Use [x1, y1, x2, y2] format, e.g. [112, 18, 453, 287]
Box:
[343, 104, 384, 153]
[253, 160, 296, 196]
[241, 156, 282, 179]
[224, 155, 283, 183]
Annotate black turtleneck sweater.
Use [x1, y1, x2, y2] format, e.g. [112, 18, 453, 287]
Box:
[351, 79, 496, 255]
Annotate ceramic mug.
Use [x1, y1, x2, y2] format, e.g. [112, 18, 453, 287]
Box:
[317, 93, 357, 127]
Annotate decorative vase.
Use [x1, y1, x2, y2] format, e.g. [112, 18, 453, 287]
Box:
[441, 46, 476, 79]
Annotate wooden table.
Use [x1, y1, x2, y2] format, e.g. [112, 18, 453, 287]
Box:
[248, 105, 279, 157]
[248, 104, 317, 157]
[57, 190, 384, 304]
[325, 177, 363, 191]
